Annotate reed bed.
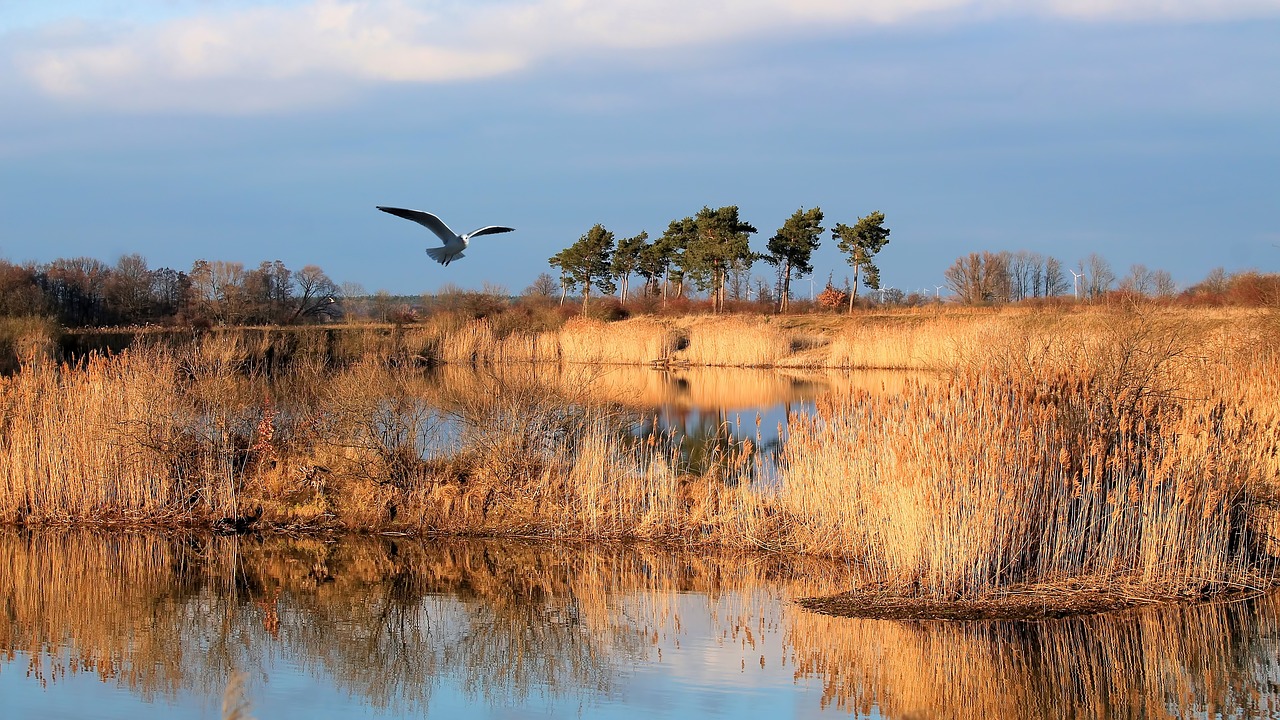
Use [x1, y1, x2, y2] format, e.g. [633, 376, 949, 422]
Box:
[671, 316, 791, 367]
[558, 317, 676, 364]
[778, 313, 1280, 599]
[4, 309, 1279, 609]
[822, 316, 966, 369]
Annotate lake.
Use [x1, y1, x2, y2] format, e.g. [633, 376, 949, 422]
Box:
[2, 531, 1277, 719]
[5, 365, 1277, 719]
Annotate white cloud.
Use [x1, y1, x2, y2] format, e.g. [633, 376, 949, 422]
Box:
[9, 0, 1280, 113]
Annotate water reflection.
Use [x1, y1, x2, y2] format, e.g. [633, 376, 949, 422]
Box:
[423, 364, 919, 474]
[2, 531, 1279, 719]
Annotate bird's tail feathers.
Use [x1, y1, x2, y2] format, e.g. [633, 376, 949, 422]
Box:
[426, 247, 452, 265]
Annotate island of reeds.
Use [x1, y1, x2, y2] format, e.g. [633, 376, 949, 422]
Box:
[2, 304, 1278, 617]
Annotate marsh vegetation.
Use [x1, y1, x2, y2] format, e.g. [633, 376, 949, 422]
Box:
[1, 308, 1279, 614]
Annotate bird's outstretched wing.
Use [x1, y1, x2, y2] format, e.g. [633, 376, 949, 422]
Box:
[377, 206, 456, 243]
[466, 226, 515, 239]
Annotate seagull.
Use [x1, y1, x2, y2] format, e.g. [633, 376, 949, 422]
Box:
[376, 206, 514, 266]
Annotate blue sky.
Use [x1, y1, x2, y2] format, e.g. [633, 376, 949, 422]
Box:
[1, 0, 1277, 296]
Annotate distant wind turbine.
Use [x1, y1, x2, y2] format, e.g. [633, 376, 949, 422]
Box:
[1069, 269, 1084, 301]
[376, 206, 514, 266]
[934, 285, 943, 300]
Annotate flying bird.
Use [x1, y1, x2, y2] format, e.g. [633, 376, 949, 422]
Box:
[376, 206, 514, 266]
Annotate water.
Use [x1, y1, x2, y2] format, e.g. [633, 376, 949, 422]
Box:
[2, 532, 1279, 719]
[7, 366, 1276, 718]
[421, 364, 921, 472]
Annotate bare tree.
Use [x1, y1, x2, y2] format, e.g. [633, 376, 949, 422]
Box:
[1044, 257, 1070, 296]
[1120, 264, 1154, 296]
[524, 273, 559, 299]
[945, 252, 1011, 304]
[1083, 254, 1115, 300]
[290, 265, 340, 323]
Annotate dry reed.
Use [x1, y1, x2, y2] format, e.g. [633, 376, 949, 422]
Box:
[4, 309, 1278, 609]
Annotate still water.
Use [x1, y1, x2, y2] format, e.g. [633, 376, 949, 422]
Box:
[2, 531, 1279, 720]
[6, 367, 1280, 718]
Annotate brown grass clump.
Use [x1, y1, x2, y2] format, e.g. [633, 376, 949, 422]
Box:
[777, 311, 1280, 601]
[672, 316, 791, 367]
[558, 316, 677, 364]
[0, 350, 249, 524]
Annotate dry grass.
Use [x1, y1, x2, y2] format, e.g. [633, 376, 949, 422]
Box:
[4, 309, 1279, 609]
[671, 316, 792, 367]
[777, 310, 1280, 600]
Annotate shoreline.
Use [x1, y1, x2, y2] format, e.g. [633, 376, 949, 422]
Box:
[3, 307, 1278, 621]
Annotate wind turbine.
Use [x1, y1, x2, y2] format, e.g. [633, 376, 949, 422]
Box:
[934, 285, 943, 300]
[1069, 269, 1084, 301]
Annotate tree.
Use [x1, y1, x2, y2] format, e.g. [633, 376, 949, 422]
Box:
[763, 206, 824, 312]
[104, 253, 156, 323]
[645, 217, 697, 301]
[40, 257, 109, 325]
[944, 252, 1011, 304]
[523, 273, 559, 299]
[682, 206, 757, 313]
[0, 261, 46, 318]
[552, 224, 617, 309]
[831, 211, 890, 313]
[611, 231, 648, 304]
[1083, 254, 1115, 300]
[1120, 264, 1154, 296]
[1152, 270, 1177, 298]
[290, 265, 340, 323]
[547, 250, 575, 304]
[1044, 257, 1070, 296]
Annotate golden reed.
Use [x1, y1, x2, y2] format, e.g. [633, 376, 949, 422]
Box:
[2, 309, 1277, 605]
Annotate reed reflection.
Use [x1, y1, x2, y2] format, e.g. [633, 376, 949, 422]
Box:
[3, 531, 1278, 718]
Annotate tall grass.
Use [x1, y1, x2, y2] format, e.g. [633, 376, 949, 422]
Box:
[777, 312, 1280, 598]
[672, 316, 791, 366]
[4, 310, 1279, 606]
[0, 316, 59, 373]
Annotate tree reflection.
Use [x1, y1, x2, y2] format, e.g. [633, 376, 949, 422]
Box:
[2, 530, 1280, 718]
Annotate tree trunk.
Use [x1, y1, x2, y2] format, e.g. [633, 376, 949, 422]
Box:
[780, 260, 792, 313]
[848, 265, 860, 314]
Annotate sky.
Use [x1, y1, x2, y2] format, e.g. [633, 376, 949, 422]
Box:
[0, 0, 1277, 297]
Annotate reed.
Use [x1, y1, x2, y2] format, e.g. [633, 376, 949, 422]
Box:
[776, 312, 1280, 599]
[672, 316, 791, 367]
[4, 310, 1279, 609]
[0, 316, 59, 373]
[558, 317, 676, 364]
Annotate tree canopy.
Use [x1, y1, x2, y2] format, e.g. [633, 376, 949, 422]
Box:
[550, 224, 617, 307]
[832, 211, 890, 313]
[682, 206, 757, 312]
[763, 206, 824, 312]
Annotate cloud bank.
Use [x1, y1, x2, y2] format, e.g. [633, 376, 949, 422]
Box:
[9, 0, 1280, 112]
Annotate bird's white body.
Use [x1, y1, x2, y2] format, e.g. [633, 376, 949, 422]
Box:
[376, 206, 514, 266]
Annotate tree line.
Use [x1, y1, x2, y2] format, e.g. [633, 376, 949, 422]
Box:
[2, 238, 1273, 330]
[547, 206, 891, 313]
[0, 255, 342, 327]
